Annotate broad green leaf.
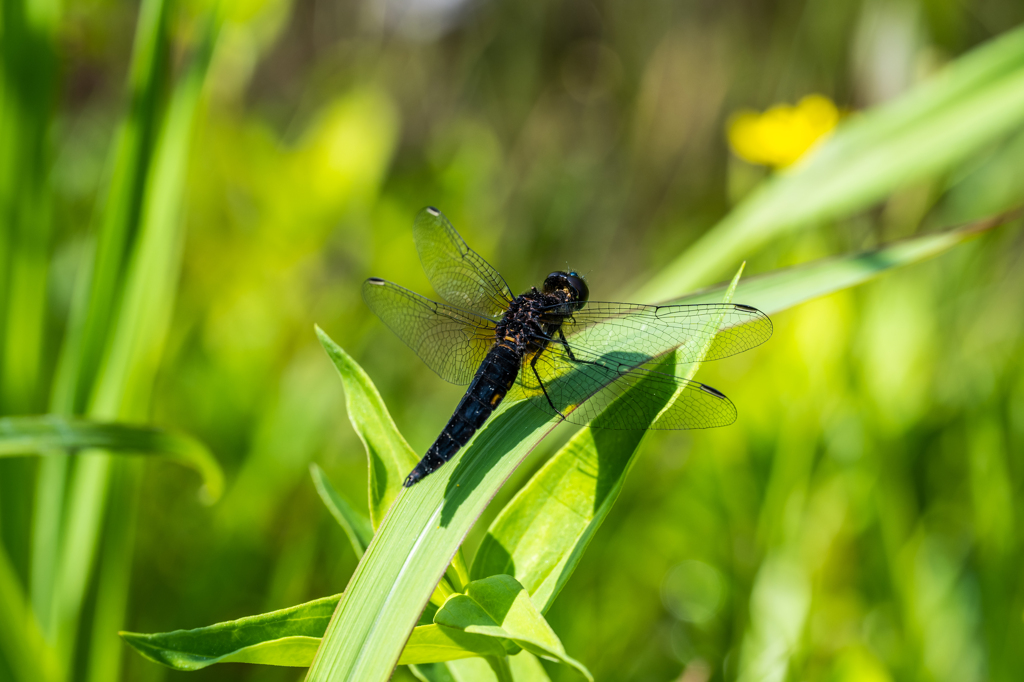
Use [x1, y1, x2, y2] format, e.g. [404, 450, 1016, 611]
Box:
[0, 415, 222, 500]
[434, 576, 591, 681]
[121, 594, 508, 670]
[472, 267, 745, 612]
[315, 325, 419, 528]
[306, 215, 1001, 682]
[638, 24, 1024, 299]
[310, 463, 374, 557]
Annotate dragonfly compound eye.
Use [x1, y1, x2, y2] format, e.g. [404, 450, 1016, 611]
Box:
[543, 271, 588, 307]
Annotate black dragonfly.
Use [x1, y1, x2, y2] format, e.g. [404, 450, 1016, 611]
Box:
[364, 207, 772, 487]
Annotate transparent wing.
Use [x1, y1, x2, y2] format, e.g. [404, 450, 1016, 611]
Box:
[549, 301, 772, 365]
[515, 337, 737, 430]
[362, 278, 497, 385]
[413, 207, 515, 320]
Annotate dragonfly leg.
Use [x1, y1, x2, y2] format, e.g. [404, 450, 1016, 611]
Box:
[530, 350, 567, 420]
[557, 329, 606, 368]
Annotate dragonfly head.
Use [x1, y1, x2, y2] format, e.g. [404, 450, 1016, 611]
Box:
[543, 271, 589, 309]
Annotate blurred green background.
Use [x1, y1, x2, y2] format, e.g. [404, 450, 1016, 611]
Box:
[2, 0, 1024, 680]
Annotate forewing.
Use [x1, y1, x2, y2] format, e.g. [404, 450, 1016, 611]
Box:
[553, 302, 772, 364]
[362, 278, 496, 385]
[413, 207, 515, 320]
[517, 339, 736, 430]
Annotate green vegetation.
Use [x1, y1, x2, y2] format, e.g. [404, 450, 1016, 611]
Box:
[2, 1, 1024, 681]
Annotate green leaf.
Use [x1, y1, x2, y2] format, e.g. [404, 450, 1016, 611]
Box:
[0, 415, 222, 501]
[120, 594, 508, 670]
[310, 463, 374, 558]
[472, 267, 746, 612]
[434, 575, 591, 681]
[121, 594, 341, 670]
[306, 215, 1000, 682]
[315, 325, 419, 529]
[637, 24, 1024, 299]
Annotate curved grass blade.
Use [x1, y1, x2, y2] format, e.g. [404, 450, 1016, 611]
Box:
[638, 25, 1024, 299]
[306, 214, 1005, 682]
[310, 463, 373, 558]
[120, 593, 507, 670]
[433, 575, 592, 681]
[472, 267, 745, 611]
[0, 415, 222, 500]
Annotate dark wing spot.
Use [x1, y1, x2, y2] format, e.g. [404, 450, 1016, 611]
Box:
[426, 206, 441, 216]
[734, 304, 759, 312]
[367, 277, 386, 285]
[699, 384, 728, 399]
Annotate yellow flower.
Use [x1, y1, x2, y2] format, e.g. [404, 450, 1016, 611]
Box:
[726, 94, 839, 168]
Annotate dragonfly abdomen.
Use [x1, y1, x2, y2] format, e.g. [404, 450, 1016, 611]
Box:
[403, 344, 521, 487]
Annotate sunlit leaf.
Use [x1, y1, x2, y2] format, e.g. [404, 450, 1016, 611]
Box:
[433, 575, 591, 681]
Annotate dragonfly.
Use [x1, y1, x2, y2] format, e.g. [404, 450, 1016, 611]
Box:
[364, 207, 772, 487]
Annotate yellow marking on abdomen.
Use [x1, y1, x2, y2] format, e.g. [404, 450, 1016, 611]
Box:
[490, 392, 504, 406]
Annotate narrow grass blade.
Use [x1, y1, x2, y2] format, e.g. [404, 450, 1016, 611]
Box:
[0, 416, 222, 500]
[433, 575, 592, 681]
[315, 325, 419, 528]
[472, 268, 745, 612]
[59, 13, 218, 677]
[638, 25, 1024, 299]
[0, 545, 59, 682]
[310, 463, 374, 557]
[666, 213, 1014, 312]
[30, 0, 173, 662]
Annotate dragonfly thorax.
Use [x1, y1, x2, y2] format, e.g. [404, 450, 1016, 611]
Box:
[494, 289, 570, 354]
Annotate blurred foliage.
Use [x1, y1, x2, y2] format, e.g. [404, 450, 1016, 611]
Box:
[2, 0, 1024, 681]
